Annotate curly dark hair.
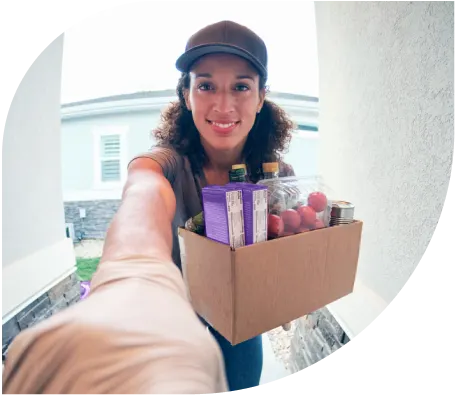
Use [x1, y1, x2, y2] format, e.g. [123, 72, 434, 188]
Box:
[154, 73, 295, 182]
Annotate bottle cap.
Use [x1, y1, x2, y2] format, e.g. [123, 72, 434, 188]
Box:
[262, 162, 279, 173]
[232, 164, 247, 171]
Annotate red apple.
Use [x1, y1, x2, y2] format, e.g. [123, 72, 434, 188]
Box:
[297, 206, 317, 227]
[281, 209, 301, 231]
[268, 214, 284, 239]
[315, 219, 325, 229]
[283, 231, 295, 237]
[308, 192, 328, 213]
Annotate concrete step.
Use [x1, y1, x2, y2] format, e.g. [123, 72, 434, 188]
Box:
[260, 334, 290, 385]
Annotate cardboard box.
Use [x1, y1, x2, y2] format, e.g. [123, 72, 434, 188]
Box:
[178, 221, 363, 345]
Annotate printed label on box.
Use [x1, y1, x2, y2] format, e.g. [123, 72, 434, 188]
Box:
[253, 189, 268, 243]
[226, 190, 245, 248]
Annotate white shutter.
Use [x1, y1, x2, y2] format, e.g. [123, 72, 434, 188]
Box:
[100, 134, 121, 182]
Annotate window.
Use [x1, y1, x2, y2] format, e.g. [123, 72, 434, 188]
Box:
[100, 134, 121, 182]
[93, 127, 127, 188]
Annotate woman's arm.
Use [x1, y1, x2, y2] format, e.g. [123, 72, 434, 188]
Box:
[100, 158, 176, 265]
[2, 157, 228, 394]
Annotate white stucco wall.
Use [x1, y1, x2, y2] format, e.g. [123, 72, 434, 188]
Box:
[2, 35, 75, 320]
[441, 152, 456, 224]
[315, 2, 454, 336]
[3, 35, 66, 265]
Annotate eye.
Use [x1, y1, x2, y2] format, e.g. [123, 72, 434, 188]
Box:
[197, 82, 214, 91]
[235, 84, 250, 92]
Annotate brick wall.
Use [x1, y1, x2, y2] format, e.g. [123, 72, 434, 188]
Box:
[2, 273, 80, 361]
[289, 307, 350, 372]
[64, 200, 121, 240]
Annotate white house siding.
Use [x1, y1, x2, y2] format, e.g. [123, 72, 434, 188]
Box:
[61, 110, 161, 200]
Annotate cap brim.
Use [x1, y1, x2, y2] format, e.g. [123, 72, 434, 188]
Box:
[176, 44, 267, 77]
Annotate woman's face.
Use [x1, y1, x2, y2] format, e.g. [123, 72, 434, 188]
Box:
[184, 53, 265, 153]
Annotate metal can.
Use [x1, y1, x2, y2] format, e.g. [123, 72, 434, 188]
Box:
[330, 200, 355, 226]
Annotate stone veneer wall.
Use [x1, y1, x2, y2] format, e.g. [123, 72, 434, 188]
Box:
[2, 273, 80, 361]
[3, 200, 124, 361]
[64, 200, 121, 240]
[289, 307, 350, 372]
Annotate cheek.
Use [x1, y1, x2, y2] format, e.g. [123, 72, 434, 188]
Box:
[239, 100, 259, 129]
[189, 94, 208, 120]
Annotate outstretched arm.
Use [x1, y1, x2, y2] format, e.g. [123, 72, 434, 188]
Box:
[101, 158, 176, 265]
[2, 158, 228, 394]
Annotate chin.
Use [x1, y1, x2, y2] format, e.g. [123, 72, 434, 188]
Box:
[199, 129, 242, 150]
[208, 137, 243, 151]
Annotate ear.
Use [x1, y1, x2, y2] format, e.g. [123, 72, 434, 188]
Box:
[183, 89, 191, 111]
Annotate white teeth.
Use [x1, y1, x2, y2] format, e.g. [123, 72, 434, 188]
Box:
[213, 122, 235, 128]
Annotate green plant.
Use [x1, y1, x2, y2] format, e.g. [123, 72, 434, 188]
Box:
[76, 257, 101, 281]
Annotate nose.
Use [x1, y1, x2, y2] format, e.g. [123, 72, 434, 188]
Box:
[213, 90, 235, 114]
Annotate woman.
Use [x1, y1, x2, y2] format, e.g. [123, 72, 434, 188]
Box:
[129, 20, 295, 391]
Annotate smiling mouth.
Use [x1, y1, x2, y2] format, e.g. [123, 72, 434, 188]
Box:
[206, 120, 240, 128]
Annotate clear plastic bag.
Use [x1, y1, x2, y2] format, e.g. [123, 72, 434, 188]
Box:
[257, 176, 334, 239]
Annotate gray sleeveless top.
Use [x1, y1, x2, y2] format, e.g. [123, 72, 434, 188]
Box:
[131, 145, 295, 271]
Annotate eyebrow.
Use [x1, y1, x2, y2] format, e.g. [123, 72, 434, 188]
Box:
[194, 73, 255, 81]
[236, 75, 255, 81]
[195, 73, 212, 79]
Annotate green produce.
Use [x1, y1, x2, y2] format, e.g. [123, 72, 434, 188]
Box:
[185, 211, 205, 235]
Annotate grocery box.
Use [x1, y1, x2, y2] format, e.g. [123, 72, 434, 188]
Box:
[178, 220, 363, 345]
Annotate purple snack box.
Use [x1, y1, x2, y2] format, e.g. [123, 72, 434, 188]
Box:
[229, 183, 268, 245]
[202, 185, 245, 248]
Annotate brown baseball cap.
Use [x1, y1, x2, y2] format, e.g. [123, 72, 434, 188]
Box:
[176, 20, 268, 78]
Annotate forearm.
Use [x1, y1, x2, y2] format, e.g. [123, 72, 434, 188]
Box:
[100, 169, 176, 265]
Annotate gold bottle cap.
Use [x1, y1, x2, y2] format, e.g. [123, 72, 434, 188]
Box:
[262, 162, 279, 173]
[232, 164, 247, 171]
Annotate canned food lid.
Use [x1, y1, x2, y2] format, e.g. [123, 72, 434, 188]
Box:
[232, 163, 247, 171]
[331, 200, 355, 209]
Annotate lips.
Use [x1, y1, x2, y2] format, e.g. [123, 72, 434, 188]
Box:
[207, 120, 240, 134]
